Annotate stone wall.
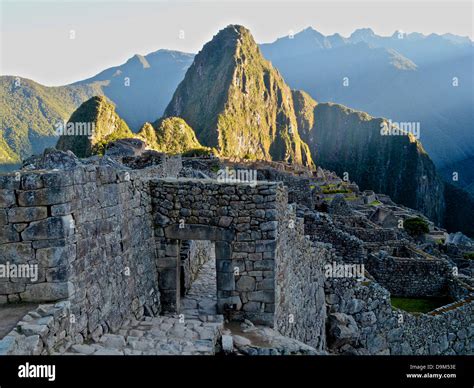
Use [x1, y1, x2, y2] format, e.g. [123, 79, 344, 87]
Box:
[303, 211, 366, 263]
[0, 302, 74, 355]
[0, 162, 182, 345]
[325, 277, 473, 355]
[366, 253, 452, 297]
[274, 203, 327, 351]
[150, 178, 286, 325]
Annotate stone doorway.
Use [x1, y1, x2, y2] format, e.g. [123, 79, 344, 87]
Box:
[157, 224, 234, 317]
[180, 252, 219, 321]
[151, 178, 283, 326]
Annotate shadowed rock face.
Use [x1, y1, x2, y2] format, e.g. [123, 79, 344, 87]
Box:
[294, 99, 446, 225]
[164, 25, 314, 167]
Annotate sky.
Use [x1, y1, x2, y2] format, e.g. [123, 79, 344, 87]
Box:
[1, 0, 473, 86]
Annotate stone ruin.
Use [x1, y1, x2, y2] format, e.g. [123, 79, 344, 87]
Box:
[0, 150, 472, 355]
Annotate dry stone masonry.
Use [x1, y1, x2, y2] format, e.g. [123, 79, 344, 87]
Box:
[0, 151, 472, 355]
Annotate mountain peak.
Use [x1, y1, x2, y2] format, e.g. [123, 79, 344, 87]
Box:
[350, 28, 376, 41]
[164, 25, 314, 166]
[56, 95, 133, 157]
[215, 24, 253, 42]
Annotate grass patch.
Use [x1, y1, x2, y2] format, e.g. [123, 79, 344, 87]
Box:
[345, 196, 359, 201]
[369, 200, 382, 206]
[391, 296, 452, 314]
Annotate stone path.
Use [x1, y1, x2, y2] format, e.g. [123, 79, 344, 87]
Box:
[179, 257, 222, 322]
[223, 321, 322, 355]
[0, 303, 38, 340]
[68, 255, 224, 355]
[67, 315, 223, 355]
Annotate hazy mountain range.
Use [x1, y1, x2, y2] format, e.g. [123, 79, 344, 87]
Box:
[1, 25, 473, 235]
[260, 27, 474, 192]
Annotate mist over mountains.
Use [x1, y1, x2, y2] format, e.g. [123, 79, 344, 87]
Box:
[1, 25, 473, 235]
[260, 27, 474, 170]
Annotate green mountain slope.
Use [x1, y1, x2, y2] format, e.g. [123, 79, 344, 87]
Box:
[56, 96, 133, 157]
[0, 76, 103, 165]
[0, 50, 192, 169]
[164, 25, 313, 167]
[150, 117, 206, 154]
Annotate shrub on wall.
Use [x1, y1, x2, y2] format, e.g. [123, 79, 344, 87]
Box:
[403, 217, 429, 237]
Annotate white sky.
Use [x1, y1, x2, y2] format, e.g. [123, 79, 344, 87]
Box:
[1, 0, 473, 86]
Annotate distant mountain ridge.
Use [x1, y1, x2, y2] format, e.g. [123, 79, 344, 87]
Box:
[0, 50, 193, 169]
[260, 27, 474, 175]
[74, 49, 194, 129]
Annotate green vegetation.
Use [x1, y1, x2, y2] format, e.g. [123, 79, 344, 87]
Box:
[369, 200, 382, 206]
[56, 96, 133, 157]
[463, 252, 474, 260]
[403, 217, 430, 237]
[345, 196, 359, 201]
[0, 76, 103, 163]
[391, 297, 452, 314]
[136, 122, 158, 148]
[153, 117, 209, 155]
[320, 184, 351, 194]
[163, 25, 314, 168]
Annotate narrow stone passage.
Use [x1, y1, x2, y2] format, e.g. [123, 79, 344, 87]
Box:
[180, 254, 221, 322]
[67, 251, 224, 355]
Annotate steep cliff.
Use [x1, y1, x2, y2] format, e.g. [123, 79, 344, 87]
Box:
[295, 101, 446, 224]
[164, 25, 313, 166]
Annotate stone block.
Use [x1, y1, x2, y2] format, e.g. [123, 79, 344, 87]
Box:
[17, 186, 73, 206]
[0, 190, 16, 207]
[236, 276, 256, 291]
[7, 207, 47, 223]
[247, 291, 274, 303]
[253, 260, 274, 271]
[216, 272, 235, 291]
[159, 268, 178, 290]
[215, 241, 231, 261]
[0, 225, 19, 243]
[0, 282, 26, 294]
[218, 216, 233, 227]
[0, 175, 20, 190]
[0, 242, 33, 263]
[20, 282, 70, 302]
[243, 302, 261, 312]
[261, 221, 278, 231]
[0, 208, 6, 226]
[255, 240, 276, 253]
[21, 215, 74, 241]
[164, 224, 234, 242]
[21, 173, 44, 190]
[41, 171, 74, 188]
[216, 259, 232, 273]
